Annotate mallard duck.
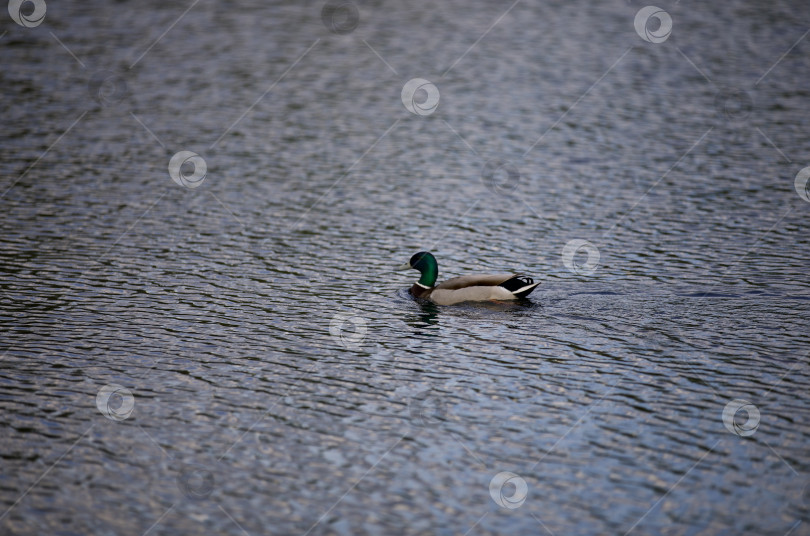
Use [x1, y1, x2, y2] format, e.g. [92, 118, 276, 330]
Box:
[396, 251, 540, 305]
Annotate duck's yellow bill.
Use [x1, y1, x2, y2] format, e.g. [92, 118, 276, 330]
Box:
[394, 262, 411, 271]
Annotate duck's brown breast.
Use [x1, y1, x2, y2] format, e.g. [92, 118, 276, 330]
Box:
[409, 283, 432, 300]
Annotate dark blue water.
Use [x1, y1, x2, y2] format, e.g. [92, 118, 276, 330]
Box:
[2, 0, 810, 534]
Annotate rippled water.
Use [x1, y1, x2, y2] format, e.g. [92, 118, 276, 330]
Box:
[2, 0, 810, 534]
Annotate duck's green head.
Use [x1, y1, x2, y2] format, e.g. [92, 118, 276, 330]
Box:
[396, 251, 438, 287]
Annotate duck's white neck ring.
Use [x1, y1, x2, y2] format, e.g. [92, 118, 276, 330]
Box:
[414, 282, 431, 289]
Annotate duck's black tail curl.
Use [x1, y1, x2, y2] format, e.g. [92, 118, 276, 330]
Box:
[499, 275, 540, 297]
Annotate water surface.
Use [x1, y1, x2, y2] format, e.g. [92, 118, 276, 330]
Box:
[1, 1, 810, 534]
